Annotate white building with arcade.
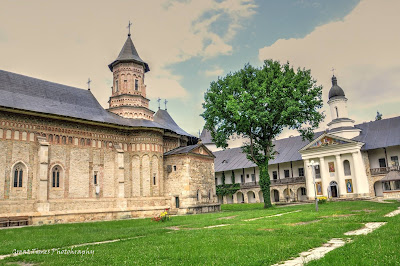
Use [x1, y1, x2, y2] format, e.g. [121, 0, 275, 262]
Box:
[203, 75, 400, 204]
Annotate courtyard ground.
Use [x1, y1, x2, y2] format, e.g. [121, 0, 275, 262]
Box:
[1, 200, 399, 265]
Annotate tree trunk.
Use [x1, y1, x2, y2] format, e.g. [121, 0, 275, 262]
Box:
[259, 163, 272, 208]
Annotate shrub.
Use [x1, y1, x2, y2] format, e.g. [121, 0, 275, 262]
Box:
[318, 196, 327, 204]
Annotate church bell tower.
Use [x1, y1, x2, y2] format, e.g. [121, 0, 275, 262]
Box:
[107, 25, 154, 120]
[327, 75, 360, 138]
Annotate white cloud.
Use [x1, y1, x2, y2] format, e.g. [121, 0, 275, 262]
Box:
[259, 0, 400, 124]
[203, 66, 224, 77]
[0, 0, 256, 107]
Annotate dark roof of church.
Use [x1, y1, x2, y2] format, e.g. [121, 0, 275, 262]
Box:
[164, 143, 215, 157]
[108, 35, 150, 72]
[153, 109, 193, 137]
[213, 116, 400, 172]
[328, 75, 345, 100]
[214, 132, 323, 172]
[200, 128, 213, 144]
[353, 116, 400, 150]
[0, 69, 192, 135]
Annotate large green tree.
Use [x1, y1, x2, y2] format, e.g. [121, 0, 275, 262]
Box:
[202, 60, 324, 208]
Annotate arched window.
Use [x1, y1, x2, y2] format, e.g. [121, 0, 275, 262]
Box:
[135, 79, 139, 91]
[208, 190, 211, 200]
[52, 166, 61, 188]
[80, 138, 85, 146]
[13, 163, 24, 187]
[335, 106, 339, 118]
[343, 160, 351, 176]
[62, 136, 66, 144]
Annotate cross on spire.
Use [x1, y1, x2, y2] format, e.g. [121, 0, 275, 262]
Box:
[87, 78, 92, 91]
[127, 21, 133, 36]
[331, 67, 336, 76]
[157, 97, 161, 109]
[164, 99, 168, 110]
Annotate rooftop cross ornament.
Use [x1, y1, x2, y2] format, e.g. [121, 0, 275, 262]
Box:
[331, 67, 336, 76]
[164, 99, 168, 110]
[157, 97, 161, 109]
[127, 21, 132, 36]
[87, 78, 92, 91]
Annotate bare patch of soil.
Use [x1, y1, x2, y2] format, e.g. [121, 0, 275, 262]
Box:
[288, 219, 322, 226]
[217, 215, 237, 220]
[320, 214, 357, 218]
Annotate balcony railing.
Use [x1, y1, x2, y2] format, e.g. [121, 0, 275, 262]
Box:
[271, 176, 306, 185]
[238, 176, 306, 189]
[370, 166, 400, 175]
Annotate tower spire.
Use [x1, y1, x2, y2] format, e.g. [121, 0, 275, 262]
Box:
[127, 21, 132, 37]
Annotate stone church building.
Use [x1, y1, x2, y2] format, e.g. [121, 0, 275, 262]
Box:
[205, 76, 400, 204]
[0, 33, 219, 225]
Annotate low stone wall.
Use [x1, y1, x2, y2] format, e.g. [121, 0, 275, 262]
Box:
[0, 197, 172, 225]
[184, 203, 221, 215]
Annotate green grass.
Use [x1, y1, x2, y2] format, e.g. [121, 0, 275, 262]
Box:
[1, 200, 399, 265]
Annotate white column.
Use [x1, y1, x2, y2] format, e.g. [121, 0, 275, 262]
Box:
[352, 151, 369, 196]
[319, 157, 327, 196]
[304, 159, 314, 200]
[335, 155, 346, 197]
[37, 136, 50, 212]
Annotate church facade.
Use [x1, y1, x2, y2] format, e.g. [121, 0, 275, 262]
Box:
[205, 76, 400, 204]
[0, 33, 218, 226]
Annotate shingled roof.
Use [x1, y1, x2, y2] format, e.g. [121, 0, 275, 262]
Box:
[214, 116, 400, 172]
[153, 109, 193, 137]
[0, 69, 193, 135]
[214, 133, 323, 172]
[108, 35, 150, 72]
[200, 128, 213, 144]
[353, 116, 400, 150]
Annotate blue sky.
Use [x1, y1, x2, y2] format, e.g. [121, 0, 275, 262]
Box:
[1, 0, 399, 137]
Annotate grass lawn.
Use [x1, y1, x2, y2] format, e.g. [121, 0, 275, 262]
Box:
[1, 200, 399, 265]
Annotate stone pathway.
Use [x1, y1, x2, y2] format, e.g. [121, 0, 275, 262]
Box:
[243, 210, 301, 222]
[384, 207, 400, 217]
[272, 238, 351, 266]
[344, 222, 386, 236]
[273, 222, 386, 266]
[204, 224, 231, 229]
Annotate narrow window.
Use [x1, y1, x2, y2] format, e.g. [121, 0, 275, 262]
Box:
[251, 174, 255, 181]
[80, 138, 85, 146]
[13, 164, 24, 188]
[173, 165, 177, 171]
[284, 170, 290, 178]
[208, 190, 211, 200]
[298, 168, 304, 177]
[52, 166, 60, 188]
[391, 156, 399, 166]
[246, 174, 249, 179]
[315, 165, 321, 178]
[240, 174, 244, 183]
[94, 171, 98, 185]
[196, 190, 200, 201]
[272, 171, 278, 180]
[115, 80, 119, 92]
[153, 174, 156, 185]
[301, 187, 306, 195]
[343, 160, 351, 176]
[335, 106, 339, 118]
[379, 158, 386, 168]
[62, 136, 66, 144]
[135, 79, 139, 91]
[175, 197, 180, 208]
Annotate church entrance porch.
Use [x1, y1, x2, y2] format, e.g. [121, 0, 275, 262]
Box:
[329, 181, 339, 198]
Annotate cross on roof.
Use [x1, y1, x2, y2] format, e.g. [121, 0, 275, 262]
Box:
[157, 97, 161, 109]
[164, 99, 168, 110]
[331, 67, 336, 76]
[87, 78, 92, 91]
[127, 21, 132, 36]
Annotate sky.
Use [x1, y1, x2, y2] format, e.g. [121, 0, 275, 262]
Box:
[0, 0, 399, 138]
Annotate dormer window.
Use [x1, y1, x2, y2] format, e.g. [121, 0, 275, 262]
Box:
[135, 79, 139, 91]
